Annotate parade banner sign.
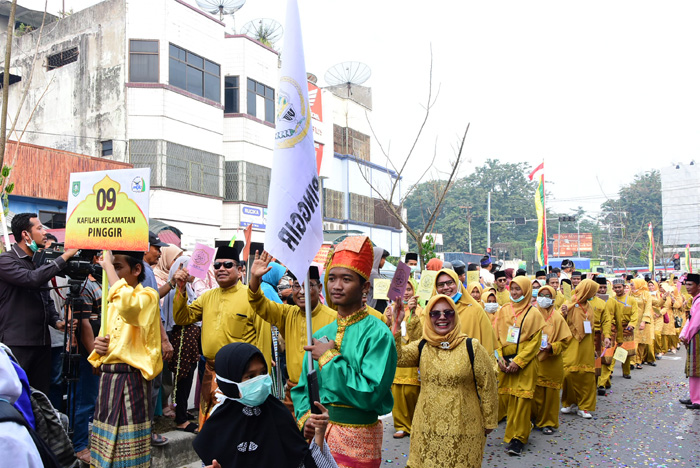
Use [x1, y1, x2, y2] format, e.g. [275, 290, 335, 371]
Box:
[65, 168, 150, 251]
[373, 278, 390, 301]
[188, 243, 215, 279]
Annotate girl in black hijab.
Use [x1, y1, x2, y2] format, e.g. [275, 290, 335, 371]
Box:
[193, 343, 337, 468]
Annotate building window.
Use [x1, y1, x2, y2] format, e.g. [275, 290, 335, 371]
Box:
[47, 47, 78, 70]
[246, 78, 274, 123]
[101, 140, 113, 157]
[224, 161, 270, 204]
[169, 44, 220, 102]
[373, 198, 401, 229]
[323, 188, 345, 219]
[225, 161, 240, 200]
[350, 193, 374, 224]
[224, 76, 239, 113]
[129, 40, 159, 82]
[333, 125, 371, 161]
[39, 211, 66, 229]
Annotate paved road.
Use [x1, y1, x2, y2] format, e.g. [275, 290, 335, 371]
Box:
[379, 351, 700, 467]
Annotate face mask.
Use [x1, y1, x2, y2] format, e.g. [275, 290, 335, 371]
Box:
[25, 239, 38, 253]
[537, 297, 553, 308]
[484, 303, 499, 313]
[217, 374, 272, 407]
[403, 299, 409, 305]
[452, 292, 463, 303]
[650, 291, 657, 296]
[532, 288, 540, 297]
[510, 294, 525, 303]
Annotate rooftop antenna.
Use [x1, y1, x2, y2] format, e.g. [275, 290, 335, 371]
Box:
[240, 18, 284, 48]
[324, 61, 371, 96]
[195, 0, 246, 31]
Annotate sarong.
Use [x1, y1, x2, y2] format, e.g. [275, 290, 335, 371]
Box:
[326, 420, 383, 468]
[90, 364, 151, 468]
[686, 333, 700, 378]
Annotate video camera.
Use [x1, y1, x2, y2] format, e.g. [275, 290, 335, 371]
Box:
[32, 242, 102, 282]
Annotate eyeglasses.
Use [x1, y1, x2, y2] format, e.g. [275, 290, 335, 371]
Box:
[429, 309, 456, 319]
[496, 278, 506, 282]
[436, 280, 455, 288]
[213, 261, 236, 270]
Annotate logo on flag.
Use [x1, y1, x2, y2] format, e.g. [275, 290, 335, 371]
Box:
[71, 181, 80, 197]
[275, 78, 310, 149]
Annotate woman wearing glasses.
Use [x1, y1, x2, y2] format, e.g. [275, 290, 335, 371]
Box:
[494, 276, 545, 456]
[391, 294, 498, 468]
[432, 269, 497, 357]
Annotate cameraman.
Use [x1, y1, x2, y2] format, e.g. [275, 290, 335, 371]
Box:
[0, 213, 78, 394]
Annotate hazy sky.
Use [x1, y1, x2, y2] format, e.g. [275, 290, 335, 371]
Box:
[20, 1, 694, 217]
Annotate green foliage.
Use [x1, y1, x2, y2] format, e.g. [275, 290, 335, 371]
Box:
[422, 235, 437, 261]
[15, 23, 34, 37]
[405, 159, 537, 256]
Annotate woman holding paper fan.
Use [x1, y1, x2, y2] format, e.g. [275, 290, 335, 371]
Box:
[531, 285, 571, 435]
[391, 294, 498, 467]
[385, 278, 422, 439]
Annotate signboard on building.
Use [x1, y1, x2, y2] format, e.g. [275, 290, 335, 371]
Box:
[64, 168, 150, 251]
[553, 233, 593, 256]
[309, 81, 324, 175]
[240, 204, 267, 229]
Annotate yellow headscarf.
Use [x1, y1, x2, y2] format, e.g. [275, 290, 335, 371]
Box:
[496, 276, 541, 344]
[631, 278, 649, 295]
[481, 289, 497, 304]
[467, 282, 484, 307]
[422, 294, 467, 350]
[536, 285, 557, 312]
[431, 269, 483, 309]
[565, 278, 599, 341]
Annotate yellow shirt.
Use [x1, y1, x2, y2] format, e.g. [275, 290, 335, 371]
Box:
[248, 287, 337, 385]
[173, 282, 270, 367]
[88, 279, 162, 381]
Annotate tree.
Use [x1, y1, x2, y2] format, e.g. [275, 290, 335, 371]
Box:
[599, 170, 662, 269]
[405, 159, 538, 257]
[356, 51, 469, 267]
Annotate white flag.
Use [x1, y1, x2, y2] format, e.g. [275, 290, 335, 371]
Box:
[264, 0, 323, 279]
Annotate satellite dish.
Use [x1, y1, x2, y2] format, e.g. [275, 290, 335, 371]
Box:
[195, 0, 245, 20]
[240, 18, 284, 47]
[324, 61, 371, 88]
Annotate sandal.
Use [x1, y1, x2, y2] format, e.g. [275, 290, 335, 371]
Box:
[542, 427, 554, 435]
[151, 433, 169, 446]
[635, 364, 643, 369]
[393, 431, 407, 439]
[176, 422, 199, 433]
[75, 448, 91, 464]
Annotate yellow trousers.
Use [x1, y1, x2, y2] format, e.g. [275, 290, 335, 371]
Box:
[654, 333, 665, 355]
[531, 386, 560, 429]
[562, 371, 596, 412]
[504, 394, 533, 444]
[498, 394, 508, 422]
[636, 343, 655, 364]
[598, 360, 614, 388]
[391, 383, 420, 433]
[667, 334, 679, 349]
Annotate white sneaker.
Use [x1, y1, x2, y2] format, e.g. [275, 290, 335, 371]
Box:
[577, 410, 592, 419]
[560, 405, 577, 414]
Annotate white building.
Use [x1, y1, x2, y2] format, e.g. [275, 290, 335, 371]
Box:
[2, 0, 402, 253]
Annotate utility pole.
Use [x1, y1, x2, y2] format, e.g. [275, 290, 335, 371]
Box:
[459, 205, 473, 253]
[557, 220, 561, 256]
[487, 192, 491, 252]
[577, 219, 581, 257]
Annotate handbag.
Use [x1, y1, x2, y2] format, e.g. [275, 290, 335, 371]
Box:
[663, 312, 670, 324]
[675, 315, 684, 328]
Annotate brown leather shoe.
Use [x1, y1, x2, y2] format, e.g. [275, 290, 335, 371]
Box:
[75, 448, 91, 464]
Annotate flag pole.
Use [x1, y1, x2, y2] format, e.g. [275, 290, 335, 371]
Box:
[304, 269, 314, 370]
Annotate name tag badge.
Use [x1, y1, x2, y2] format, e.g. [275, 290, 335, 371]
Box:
[583, 320, 592, 334]
[541, 333, 549, 349]
[400, 321, 407, 337]
[507, 326, 520, 344]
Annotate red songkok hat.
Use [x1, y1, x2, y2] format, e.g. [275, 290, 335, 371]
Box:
[326, 236, 374, 280]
